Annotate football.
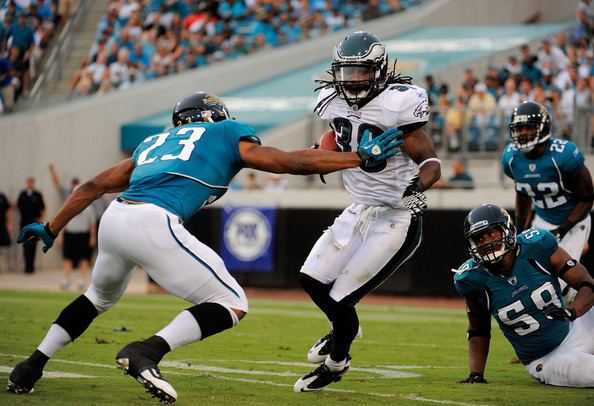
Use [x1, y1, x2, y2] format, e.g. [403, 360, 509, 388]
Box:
[318, 128, 339, 151]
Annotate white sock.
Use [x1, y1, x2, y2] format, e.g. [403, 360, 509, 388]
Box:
[38, 324, 72, 357]
[325, 355, 347, 371]
[156, 310, 202, 350]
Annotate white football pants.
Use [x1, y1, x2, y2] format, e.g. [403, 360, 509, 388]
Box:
[526, 307, 594, 387]
[301, 203, 421, 303]
[84, 200, 248, 314]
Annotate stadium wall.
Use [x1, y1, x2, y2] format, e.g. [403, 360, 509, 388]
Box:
[187, 206, 594, 297]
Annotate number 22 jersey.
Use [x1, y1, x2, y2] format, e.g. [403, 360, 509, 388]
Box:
[501, 138, 585, 225]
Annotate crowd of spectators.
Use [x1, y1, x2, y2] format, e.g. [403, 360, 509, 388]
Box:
[428, 29, 594, 153]
[69, 0, 414, 98]
[0, 0, 68, 114]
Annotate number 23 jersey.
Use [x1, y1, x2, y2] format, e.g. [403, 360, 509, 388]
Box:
[317, 85, 430, 207]
[501, 138, 584, 225]
[454, 227, 568, 364]
[121, 120, 259, 221]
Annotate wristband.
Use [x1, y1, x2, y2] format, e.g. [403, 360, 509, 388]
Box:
[578, 281, 594, 292]
[44, 222, 56, 239]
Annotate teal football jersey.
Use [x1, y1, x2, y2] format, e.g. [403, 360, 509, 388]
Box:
[121, 120, 259, 221]
[454, 227, 569, 364]
[501, 138, 584, 225]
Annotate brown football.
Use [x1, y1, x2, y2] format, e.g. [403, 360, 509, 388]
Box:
[319, 128, 339, 151]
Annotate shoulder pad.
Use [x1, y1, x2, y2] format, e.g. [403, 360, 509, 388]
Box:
[517, 227, 557, 256]
[453, 259, 488, 297]
[549, 139, 584, 174]
[380, 85, 429, 125]
[223, 119, 257, 136]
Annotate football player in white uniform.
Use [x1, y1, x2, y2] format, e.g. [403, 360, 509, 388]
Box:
[294, 31, 441, 392]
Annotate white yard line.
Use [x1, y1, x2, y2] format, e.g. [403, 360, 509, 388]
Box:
[0, 353, 489, 405]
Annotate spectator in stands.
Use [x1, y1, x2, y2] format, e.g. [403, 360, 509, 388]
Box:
[555, 62, 580, 92]
[7, 13, 35, 95]
[245, 172, 262, 191]
[444, 93, 466, 152]
[0, 54, 15, 113]
[503, 55, 522, 78]
[537, 37, 570, 76]
[498, 78, 521, 120]
[518, 77, 534, 102]
[264, 174, 288, 192]
[424, 74, 440, 106]
[17, 176, 45, 274]
[433, 159, 474, 189]
[462, 67, 478, 90]
[468, 82, 497, 149]
[87, 50, 108, 92]
[573, 0, 593, 45]
[109, 47, 131, 89]
[521, 56, 543, 85]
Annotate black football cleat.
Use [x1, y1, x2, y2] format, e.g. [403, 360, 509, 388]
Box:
[294, 359, 350, 392]
[307, 331, 335, 364]
[116, 341, 177, 403]
[6, 360, 43, 394]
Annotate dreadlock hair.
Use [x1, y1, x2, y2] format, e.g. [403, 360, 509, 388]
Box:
[313, 60, 413, 115]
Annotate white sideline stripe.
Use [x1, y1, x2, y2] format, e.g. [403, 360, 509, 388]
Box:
[0, 365, 95, 379]
[405, 394, 491, 406]
[0, 353, 487, 404]
[161, 360, 420, 379]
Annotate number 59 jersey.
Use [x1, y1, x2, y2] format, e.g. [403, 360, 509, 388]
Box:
[121, 120, 259, 221]
[453, 227, 569, 365]
[501, 138, 585, 225]
[317, 85, 430, 208]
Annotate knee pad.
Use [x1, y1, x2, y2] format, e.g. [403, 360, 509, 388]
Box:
[54, 295, 99, 341]
[186, 302, 235, 340]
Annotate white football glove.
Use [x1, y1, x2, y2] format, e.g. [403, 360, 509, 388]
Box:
[402, 175, 427, 217]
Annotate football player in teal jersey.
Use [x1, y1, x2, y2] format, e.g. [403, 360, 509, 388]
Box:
[454, 204, 594, 387]
[8, 91, 403, 403]
[502, 101, 593, 302]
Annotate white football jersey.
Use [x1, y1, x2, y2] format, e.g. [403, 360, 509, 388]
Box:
[317, 85, 430, 207]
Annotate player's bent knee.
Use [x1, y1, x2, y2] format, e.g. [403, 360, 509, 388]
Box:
[55, 295, 99, 341]
[231, 308, 247, 321]
[186, 302, 237, 339]
[300, 273, 331, 299]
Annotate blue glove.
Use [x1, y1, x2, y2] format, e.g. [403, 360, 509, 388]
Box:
[357, 128, 403, 164]
[17, 223, 56, 253]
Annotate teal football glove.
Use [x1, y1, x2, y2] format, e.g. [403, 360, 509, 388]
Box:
[17, 223, 56, 253]
[357, 128, 403, 164]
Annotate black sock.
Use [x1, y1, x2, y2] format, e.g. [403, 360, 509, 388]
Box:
[27, 350, 49, 370]
[141, 335, 171, 364]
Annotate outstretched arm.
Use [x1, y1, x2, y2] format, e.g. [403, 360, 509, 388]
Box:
[239, 129, 402, 175]
[49, 163, 62, 190]
[240, 143, 362, 175]
[48, 159, 135, 235]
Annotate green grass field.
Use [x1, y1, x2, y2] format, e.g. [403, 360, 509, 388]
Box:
[0, 291, 591, 405]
